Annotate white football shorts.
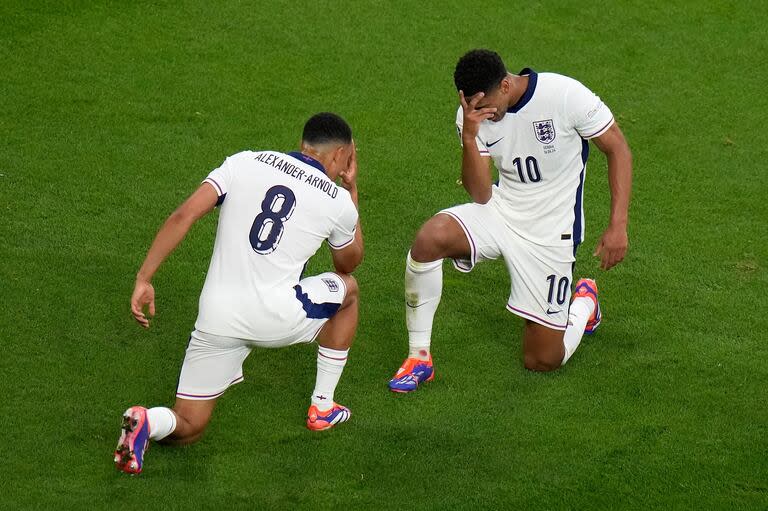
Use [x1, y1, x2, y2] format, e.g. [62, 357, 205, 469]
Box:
[439, 202, 576, 331]
[176, 272, 347, 400]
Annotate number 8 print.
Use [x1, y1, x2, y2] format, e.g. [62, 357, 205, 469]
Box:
[249, 185, 297, 254]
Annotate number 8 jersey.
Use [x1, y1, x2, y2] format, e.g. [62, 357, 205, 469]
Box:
[194, 150, 358, 341]
[456, 69, 615, 248]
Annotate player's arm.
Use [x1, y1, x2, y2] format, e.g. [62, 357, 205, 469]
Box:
[330, 191, 363, 274]
[330, 142, 364, 274]
[459, 91, 496, 204]
[131, 183, 219, 327]
[592, 123, 633, 270]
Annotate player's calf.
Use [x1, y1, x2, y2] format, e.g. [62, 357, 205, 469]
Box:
[165, 398, 216, 445]
[315, 273, 358, 351]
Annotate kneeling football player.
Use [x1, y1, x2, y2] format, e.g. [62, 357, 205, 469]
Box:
[389, 49, 632, 391]
[115, 113, 363, 474]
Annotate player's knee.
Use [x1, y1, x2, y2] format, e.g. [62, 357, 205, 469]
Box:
[411, 217, 453, 262]
[339, 274, 358, 301]
[524, 353, 562, 372]
[410, 228, 435, 262]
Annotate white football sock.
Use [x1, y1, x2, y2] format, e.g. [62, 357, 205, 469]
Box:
[561, 296, 596, 365]
[312, 346, 349, 411]
[146, 407, 177, 441]
[405, 251, 443, 361]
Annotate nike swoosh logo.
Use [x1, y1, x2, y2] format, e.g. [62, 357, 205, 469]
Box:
[406, 302, 426, 309]
[546, 308, 562, 315]
[487, 137, 504, 147]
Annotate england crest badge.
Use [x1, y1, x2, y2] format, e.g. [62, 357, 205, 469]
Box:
[322, 278, 339, 292]
[533, 119, 556, 144]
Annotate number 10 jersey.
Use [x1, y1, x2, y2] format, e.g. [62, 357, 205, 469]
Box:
[194, 150, 357, 341]
[456, 69, 615, 248]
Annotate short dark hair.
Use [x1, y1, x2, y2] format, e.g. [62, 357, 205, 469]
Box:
[302, 112, 352, 146]
[453, 49, 508, 97]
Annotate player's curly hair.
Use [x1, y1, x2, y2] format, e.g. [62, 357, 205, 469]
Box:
[453, 49, 508, 97]
[302, 112, 352, 146]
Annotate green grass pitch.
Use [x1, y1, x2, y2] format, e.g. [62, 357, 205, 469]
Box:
[1, 1, 766, 508]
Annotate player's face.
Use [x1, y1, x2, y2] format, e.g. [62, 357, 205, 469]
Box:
[473, 85, 507, 122]
[473, 78, 509, 122]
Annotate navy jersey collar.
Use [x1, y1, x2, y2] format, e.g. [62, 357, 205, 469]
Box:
[287, 151, 326, 174]
[507, 68, 537, 114]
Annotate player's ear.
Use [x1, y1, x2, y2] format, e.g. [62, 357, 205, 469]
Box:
[323, 144, 342, 177]
[501, 76, 511, 93]
[333, 144, 346, 166]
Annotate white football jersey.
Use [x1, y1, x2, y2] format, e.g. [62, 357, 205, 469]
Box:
[194, 150, 357, 341]
[456, 69, 614, 247]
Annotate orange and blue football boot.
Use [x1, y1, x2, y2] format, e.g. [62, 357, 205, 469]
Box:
[306, 403, 351, 431]
[114, 406, 150, 474]
[388, 354, 434, 393]
[573, 278, 601, 334]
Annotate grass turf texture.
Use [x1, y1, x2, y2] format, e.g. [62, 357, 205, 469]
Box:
[1, 0, 767, 508]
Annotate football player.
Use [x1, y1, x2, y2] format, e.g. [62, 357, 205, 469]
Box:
[390, 49, 632, 391]
[116, 113, 363, 474]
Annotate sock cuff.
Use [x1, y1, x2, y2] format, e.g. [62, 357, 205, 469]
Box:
[406, 251, 443, 274]
[318, 346, 349, 362]
[147, 406, 177, 441]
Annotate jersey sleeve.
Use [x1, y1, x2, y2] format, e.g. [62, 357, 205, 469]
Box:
[566, 80, 615, 139]
[328, 197, 358, 250]
[455, 107, 490, 156]
[203, 156, 235, 206]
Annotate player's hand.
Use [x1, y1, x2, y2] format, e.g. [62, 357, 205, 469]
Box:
[130, 279, 156, 328]
[593, 224, 628, 270]
[459, 90, 497, 139]
[339, 140, 358, 191]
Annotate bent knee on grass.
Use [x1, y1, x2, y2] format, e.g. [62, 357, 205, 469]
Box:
[524, 354, 562, 372]
[523, 322, 565, 372]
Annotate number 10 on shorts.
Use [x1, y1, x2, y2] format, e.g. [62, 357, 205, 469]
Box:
[546, 274, 569, 305]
